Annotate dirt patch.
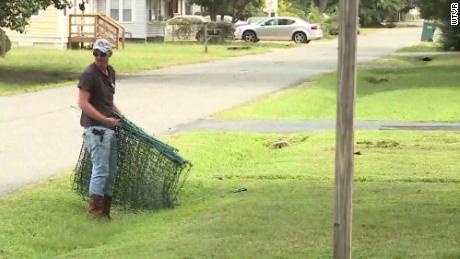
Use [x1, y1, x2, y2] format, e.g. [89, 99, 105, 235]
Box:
[364, 76, 390, 84]
[266, 135, 309, 149]
[357, 139, 400, 148]
[267, 138, 291, 149]
[376, 140, 400, 148]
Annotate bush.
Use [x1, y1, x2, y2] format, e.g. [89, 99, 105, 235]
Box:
[306, 5, 324, 24]
[322, 11, 339, 35]
[196, 22, 235, 43]
[440, 22, 460, 50]
[307, 6, 339, 36]
[0, 30, 11, 56]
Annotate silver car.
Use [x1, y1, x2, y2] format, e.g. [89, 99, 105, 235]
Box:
[234, 17, 323, 44]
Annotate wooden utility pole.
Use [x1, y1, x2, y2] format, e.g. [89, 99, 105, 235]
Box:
[334, 0, 359, 258]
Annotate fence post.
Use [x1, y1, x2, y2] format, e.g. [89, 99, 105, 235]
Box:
[94, 15, 98, 39]
[68, 15, 72, 49]
[204, 22, 208, 54]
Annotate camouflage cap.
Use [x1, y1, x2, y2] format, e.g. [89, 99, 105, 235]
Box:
[92, 38, 112, 53]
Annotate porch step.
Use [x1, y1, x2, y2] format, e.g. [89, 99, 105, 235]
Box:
[68, 14, 125, 49]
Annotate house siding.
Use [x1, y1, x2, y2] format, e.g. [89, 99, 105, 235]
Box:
[3, 7, 66, 46]
[96, 0, 107, 13]
[122, 0, 147, 38]
[147, 22, 165, 38]
[104, 0, 147, 38]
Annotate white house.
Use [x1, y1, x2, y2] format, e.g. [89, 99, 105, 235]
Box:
[91, 0, 201, 38]
[3, 0, 201, 47]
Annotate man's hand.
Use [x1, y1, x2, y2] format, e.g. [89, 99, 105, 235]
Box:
[104, 117, 121, 127]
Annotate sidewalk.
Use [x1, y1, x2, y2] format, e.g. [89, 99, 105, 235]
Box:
[174, 119, 460, 133]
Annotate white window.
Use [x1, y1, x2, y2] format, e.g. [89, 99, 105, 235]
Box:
[123, 0, 132, 22]
[109, 0, 134, 22]
[110, 0, 119, 21]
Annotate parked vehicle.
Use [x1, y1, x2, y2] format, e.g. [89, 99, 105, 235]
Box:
[234, 17, 267, 28]
[234, 20, 249, 28]
[247, 17, 269, 25]
[234, 17, 323, 44]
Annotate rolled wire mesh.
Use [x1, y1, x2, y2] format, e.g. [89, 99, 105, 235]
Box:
[73, 115, 192, 210]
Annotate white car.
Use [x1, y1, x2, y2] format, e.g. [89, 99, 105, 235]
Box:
[234, 17, 323, 44]
[234, 17, 267, 28]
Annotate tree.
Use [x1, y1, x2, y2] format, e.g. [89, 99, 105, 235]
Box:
[417, 0, 453, 20]
[314, 0, 330, 13]
[191, 0, 262, 21]
[0, 0, 70, 33]
[190, 0, 226, 21]
[227, 0, 262, 21]
[359, 0, 415, 26]
[289, 0, 339, 14]
[417, 0, 460, 50]
[279, 0, 305, 17]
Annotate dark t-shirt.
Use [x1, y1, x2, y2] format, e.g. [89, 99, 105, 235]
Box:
[78, 63, 116, 128]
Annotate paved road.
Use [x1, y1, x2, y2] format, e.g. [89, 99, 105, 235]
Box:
[0, 27, 421, 195]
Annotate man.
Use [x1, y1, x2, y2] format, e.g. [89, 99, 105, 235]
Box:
[78, 38, 121, 219]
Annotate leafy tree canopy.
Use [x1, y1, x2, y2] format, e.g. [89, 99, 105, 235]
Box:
[191, 0, 262, 21]
[0, 0, 70, 33]
[417, 0, 460, 50]
[359, 0, 416, 26]
[417, 0, 455, 21]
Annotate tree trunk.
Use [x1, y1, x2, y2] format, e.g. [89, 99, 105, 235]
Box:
[210, 5, 217, 21]
[314, 0, 328, 13]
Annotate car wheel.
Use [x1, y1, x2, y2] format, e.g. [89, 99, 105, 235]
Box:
[243, 31, 257, 43]
[293, 32, 307, 44]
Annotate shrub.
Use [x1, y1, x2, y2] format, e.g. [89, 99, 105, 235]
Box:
[322, 11, 339, 35]
[0, 30, 11, 56]
[439, 22, 460, 50]
[196, 22, 235, 43]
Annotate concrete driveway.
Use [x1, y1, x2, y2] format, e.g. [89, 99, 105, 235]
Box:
[0, 27, 421, 195]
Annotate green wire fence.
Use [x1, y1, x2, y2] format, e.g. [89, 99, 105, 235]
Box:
[73, 115, 192, 210]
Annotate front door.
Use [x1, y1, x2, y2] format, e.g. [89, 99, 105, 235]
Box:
[166, 0, 179, 18]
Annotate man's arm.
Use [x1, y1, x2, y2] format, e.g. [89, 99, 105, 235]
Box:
[79, 89, 120, 127]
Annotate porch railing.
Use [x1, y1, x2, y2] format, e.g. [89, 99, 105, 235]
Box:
[68, 14, 126, 49]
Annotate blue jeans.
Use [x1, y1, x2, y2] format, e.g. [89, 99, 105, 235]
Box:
[83, 126, 117, 197]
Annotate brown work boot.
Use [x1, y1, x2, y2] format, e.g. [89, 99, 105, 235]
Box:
[88, 195, 105, 218]
[103, 195, 113, 220]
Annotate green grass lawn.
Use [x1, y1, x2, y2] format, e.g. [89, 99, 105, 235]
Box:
[216, 54, 460, 122]
[1, 44, 459, 258]
[0, 42, 294, 96]
[397, 42, 443, 52]
[358, 28, 382, 35]
[1, 131, 459, 258]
